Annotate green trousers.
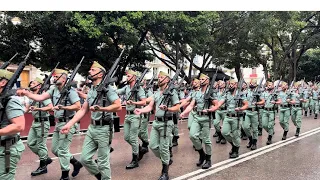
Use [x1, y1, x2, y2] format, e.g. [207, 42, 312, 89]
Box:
[187, 110, 196, 130]
[213, 110, 226, 133]
[310, 99, 319, 114]
[258, 108, 264, 128]
[279, 108, 290, 131]
[124, 114, 140, 155]
[291, 107, 302, 128]
[302, 100, 309, 111]
[222, 116, 241, 147]
[149, 120, 173, 165]
[80, 124, 111, 180]
[27, 121, 50, 161]
[0, 140, 25, 180]
[51, 122, 77, 171]
[138, 115, 149, 144]
[262, 110, 275, 135]
[243, 110, 259, 139]
[189, 114, 212, 155]
[172, 113, 179, 136]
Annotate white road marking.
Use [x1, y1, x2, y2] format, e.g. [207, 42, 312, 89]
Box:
[172, 126, 320, 180]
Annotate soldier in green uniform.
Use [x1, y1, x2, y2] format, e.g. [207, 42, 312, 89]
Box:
[274, 82, 291, 140]
[0, 69, 26, 179]
[60, 61, 121, 180]
[308, 82, 314, 116]
[240, 81, 249, 140]
[180, 73, 219, 169]
[260, 81, 276, 145]
[221, 79, 249, 158]
[25, 77, 53, 176]
[134, 71, 180, 180]
[116, 69, 147, 169]
[243, 79, 263, 150]
[300, 81, 310, 117]
[288, 82, 304, 137]
[213, 80, 227, 144]
[18, 68, 82, 180]
[310, 85, 319, 119]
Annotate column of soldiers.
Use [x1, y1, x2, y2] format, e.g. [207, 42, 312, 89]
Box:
[2, 53, 320, 180]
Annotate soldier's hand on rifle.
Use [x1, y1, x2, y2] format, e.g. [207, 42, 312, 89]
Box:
[159, 105, 168, 111]
[90, 105, 101, 112]
[180, 112, 186, 118]
[134, 109, 142, 115]
[127, 100, 133, 105]
[235, 107, 241, 111]
[60, 124, 71, 134]
[16, 89, 29, 96]
[53, 105, 64, 111]
[271, 100, 276, 104]
[202, 109, 208, 113]
[286, 99, 291, 103]
[29, 106, 37, 111]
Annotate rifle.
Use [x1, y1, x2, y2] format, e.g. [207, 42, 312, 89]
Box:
[0, 53, 18, 69]
[146, 75, 155, 91]
[91, 47, 125, 144]
[0, 49, 32, 109]
[158, 64, 183, 139]
[203, 68, 219, 128]
[55, 56, 84, 106]
[127, 68, 149, 101]
[271, 76, 282, 121]
[252, 77, 264, 123]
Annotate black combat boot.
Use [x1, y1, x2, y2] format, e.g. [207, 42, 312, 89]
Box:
[241, 128, 248, 140]
[46, 157, 53, 165]
[31, 159, 48, 176]
[95, 173, 102, 180]
[251, 139, 257, 150]
[229, 142, 235, 155]
[295, 128, 300, 137]
[70, 157, 83, 177]
[282, 131, 288, 140]
[230, 146, 239, 159]
[304, 110, 308, 116]
[220, 135, 227, 144]
[266, 135, 273, 145]
[213, 131, 218, 137]
[60, 170, 69, 180]
[310, 109, 312, 116]
[315, 114, 318, 119]
[258, 127, 263, 136]
[202, 154, 211, 169]
[158, 164, 169, 180]
[246, 136, 253, 148]
[169, 146, 173, 157]
[126, 153, 139, 169]
[196, 148, 206, 167]
[172, 136, 179, 146]
[138, 141, 149, 161]
[216, 132, 222, 143]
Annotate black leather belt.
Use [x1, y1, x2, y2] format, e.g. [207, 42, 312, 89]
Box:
[0, 135, 20, 147]
[91, 119, 111, 126]
[248, 107, 258, 111]
[58, 116, 74, 122]
[264, 107, 275, 111]
[156, 117, 173, 122]
[281, 105, 290, 108]
[34, 117, 49, 122]
[227, 113, 237, 117]
[127, 110, 135, 115]
[292, 104, 302, 107]
[219, 107, 227, 110]
[197, 112, 209, 116]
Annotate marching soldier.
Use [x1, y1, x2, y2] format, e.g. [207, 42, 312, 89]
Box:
[134, 71, 180, 180]
[260, 81, 276, 145]
[180, 73, 218, 169]
[221, 79, 248, 158]
[25, 77, 53, 176]
[17, 68, 83, 180]
[240, 81, 248, 140]
[0, 70, 26, 179]
[117, 70, 147, 169]
[310, 85, 319, 119]
[243, 79, 263, 150]
[60, 61, 121, 180]
[213, 80, 227, 144]
[288, 81, 304, 137]
[274, 82, 291, 140]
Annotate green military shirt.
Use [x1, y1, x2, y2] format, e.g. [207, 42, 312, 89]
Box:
[47, 86, 80, 119]
[193, 88, 216, 112]
[311, 90, 319, 100]
[87, 85, 119, 121]
[117, 85, 146, 111]
[153, 88, 180, 117]
[278, 91, 289, 106]
[146, 89, 153, 98]
[0, 97, 24, 140]
[261, 91, 275, 108]
[179, 90, 185, 100]
[224, 91, 247, 114]
[246, 89, 262, 108]
[290, 91, 302, 105]
[29, 99, 52, 118]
